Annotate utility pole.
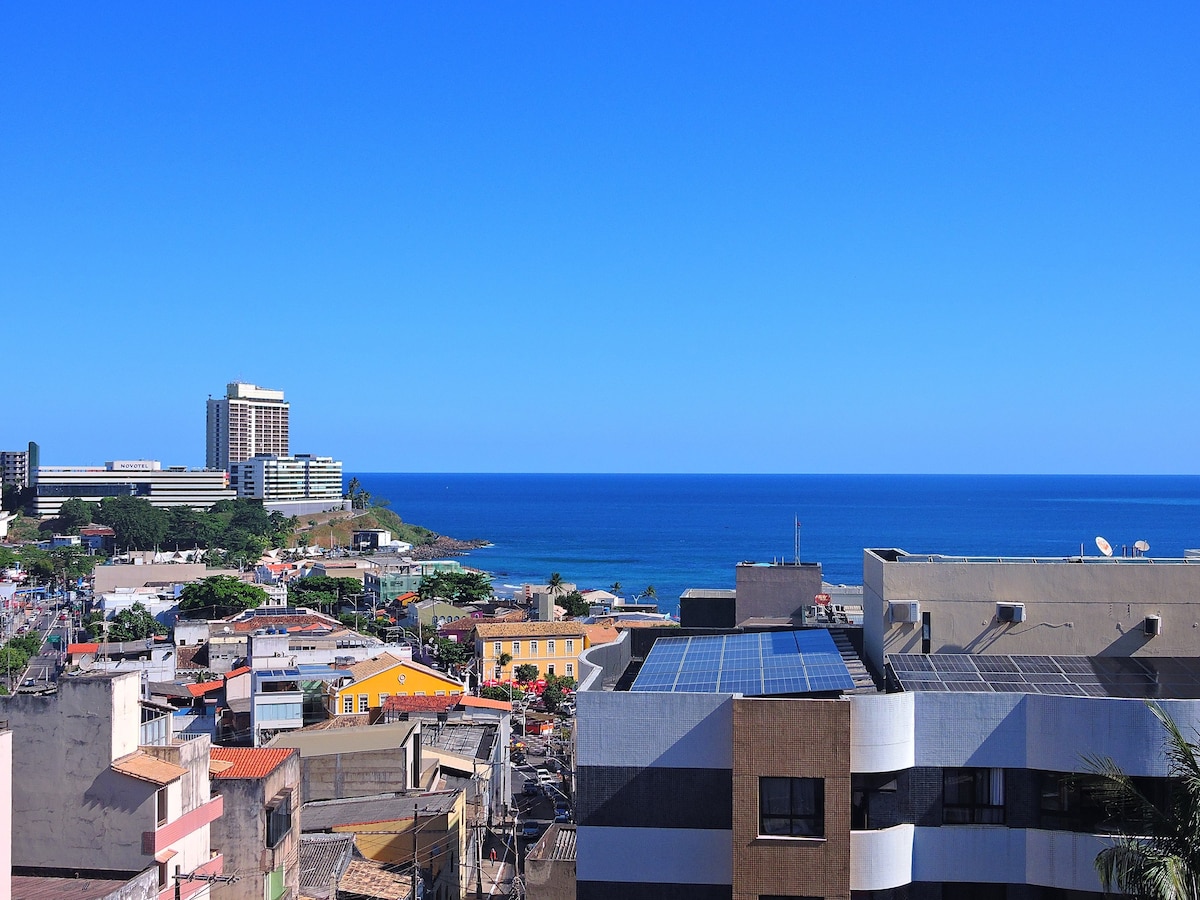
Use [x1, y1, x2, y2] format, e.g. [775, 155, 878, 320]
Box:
[412, 807, 420, 900]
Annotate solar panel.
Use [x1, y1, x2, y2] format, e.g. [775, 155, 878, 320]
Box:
[631, 630, 855, 696]
[889, 654, 1200, 699]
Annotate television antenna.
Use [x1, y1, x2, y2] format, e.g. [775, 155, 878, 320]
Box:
[1095, 536, 1113, 558]
[1134, 540, 1150, 557]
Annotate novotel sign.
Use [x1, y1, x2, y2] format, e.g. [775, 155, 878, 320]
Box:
[106, 460, 161, 471]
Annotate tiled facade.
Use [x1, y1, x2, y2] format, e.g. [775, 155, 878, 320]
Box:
[732, 698, 851, 900]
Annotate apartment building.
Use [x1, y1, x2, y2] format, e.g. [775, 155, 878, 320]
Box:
[229, 453, 345, 515]
[573, 548, 1200, 900]
[209, 747, 302, 900]
[0, 671, 225, 897]
[29, 460, 235, 516]
[206, 382, 289, 471]
[473, 621, 588, 681]
[0, 444, 32, 489]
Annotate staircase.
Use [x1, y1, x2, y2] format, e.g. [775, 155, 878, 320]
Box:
[829, 628, 880, 693]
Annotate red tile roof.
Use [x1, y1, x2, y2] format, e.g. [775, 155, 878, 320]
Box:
[209, 746, 297, 780]
[225, 666, 251, 679]
[187, 680, 224, 697]
[228, 614, 339, 633]
[68, 643, 99, 655]
[381, 695, 459, 714]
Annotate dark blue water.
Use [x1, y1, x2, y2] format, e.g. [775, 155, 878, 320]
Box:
[350, 474, 1200, 615]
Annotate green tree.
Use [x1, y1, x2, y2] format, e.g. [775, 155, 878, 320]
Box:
[290, 575, 360, 612]
[56, 498, 99, 533]
[431, 635, 467, 667]
[541, 683, 565, 712]
[417, 571, 492, 605]
[480, 685, 524, 703]
[178, 575, 267, 619]
[0, 645, 31, 679]
[165, 506, 218, 549]
[558, 590, 589, 617]
[94, 496, 169, 550]
[515, 663, 539, 684]
[49, 546, 94, 591]
[610, 581, 622, 593]
[106, 602, 166, 642]
[498, 652, 513, 669]
[1092, 702, 1200, 899]
[548, 573, 564, 597]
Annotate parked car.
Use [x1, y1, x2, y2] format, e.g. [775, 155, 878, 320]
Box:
[21, 679, 35, 688]
[522, 780, 540, 796]
[536, 768, 554, 784]
[521, 820, 546, 840]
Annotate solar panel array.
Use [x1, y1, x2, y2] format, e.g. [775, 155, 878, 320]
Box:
[889, 654, 1200, 699]
[631, 630, 855, 696]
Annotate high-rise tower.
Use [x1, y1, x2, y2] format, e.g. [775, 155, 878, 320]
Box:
[205, 382, 290, 470]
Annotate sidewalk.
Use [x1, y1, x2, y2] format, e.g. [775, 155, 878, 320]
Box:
[471, 828, 516, 898]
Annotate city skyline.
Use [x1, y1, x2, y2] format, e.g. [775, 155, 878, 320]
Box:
[3, 4, 1198, 474]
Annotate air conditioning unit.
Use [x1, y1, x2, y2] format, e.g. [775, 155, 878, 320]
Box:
[997, 602, 1026, 624]
[889, 600, 920, 623]
[1144, 614, 1162, 637]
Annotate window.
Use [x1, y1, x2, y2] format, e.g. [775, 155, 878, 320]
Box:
[548, 640, 556, 655]
[156, 787, 169, 826]
[566, 639, 575, 654]
[494, 641, 502, 656]
[342, 695, 354, 714]
[760, 777, 824, 837]
[358, 694, 369, 713]
[566, 663, 574, 676]
[943, 768, 1005, 824]
[530, 640, 538, 655]
[436, 690, 446, 696]
[378, 693, 389, 707]
[512, 642, 520, 656]
[266, 794, 293, 848]
[851, 771, 898, 830]
[547, 665, 555, 676]
[1039, 771, 1171, 833]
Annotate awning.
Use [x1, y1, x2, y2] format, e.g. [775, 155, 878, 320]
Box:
[111, 751, 188, 786]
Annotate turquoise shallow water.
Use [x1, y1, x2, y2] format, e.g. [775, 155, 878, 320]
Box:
[349, 474, 1200, 616]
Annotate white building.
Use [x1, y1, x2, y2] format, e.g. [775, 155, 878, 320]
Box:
[229, 454, 346, 516]
[206, 382, 289, 471]
[30, 460, 235, 517]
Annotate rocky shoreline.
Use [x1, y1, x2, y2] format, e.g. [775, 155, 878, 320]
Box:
[407, 535, 491, 560]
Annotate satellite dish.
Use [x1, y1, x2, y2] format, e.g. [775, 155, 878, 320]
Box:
[1096, 536, 1113, 557]
[1135, 540, 1150, 554]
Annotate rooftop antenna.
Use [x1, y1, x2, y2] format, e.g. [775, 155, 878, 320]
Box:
[1134, 540, 1150, 557]
[1095, 536, 1113, 558]
[794, 517, 801, 565]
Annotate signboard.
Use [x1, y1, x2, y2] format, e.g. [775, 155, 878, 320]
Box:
[814, 593, 832, 605]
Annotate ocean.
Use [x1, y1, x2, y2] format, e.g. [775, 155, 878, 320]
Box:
[349, 474, 1200, 616]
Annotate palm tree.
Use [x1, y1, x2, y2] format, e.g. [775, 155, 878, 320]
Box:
[610, 581, 623, 593]
[1091, 702, 1200, 900]
[548, 573, 564, 597]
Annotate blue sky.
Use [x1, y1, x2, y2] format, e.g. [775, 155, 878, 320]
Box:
[2, 3, 1197, 474]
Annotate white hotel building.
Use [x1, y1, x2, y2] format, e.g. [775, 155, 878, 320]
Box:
[30, 460, 235, 517]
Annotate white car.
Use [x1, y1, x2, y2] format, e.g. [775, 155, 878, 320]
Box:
[536, 768, 554, 784]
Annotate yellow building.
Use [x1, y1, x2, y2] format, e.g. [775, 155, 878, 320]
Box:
[473, 621, 589, 681]
[327, 652, 465, 716]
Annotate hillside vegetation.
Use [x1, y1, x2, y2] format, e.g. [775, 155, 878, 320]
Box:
[295, 506, 438, 549]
